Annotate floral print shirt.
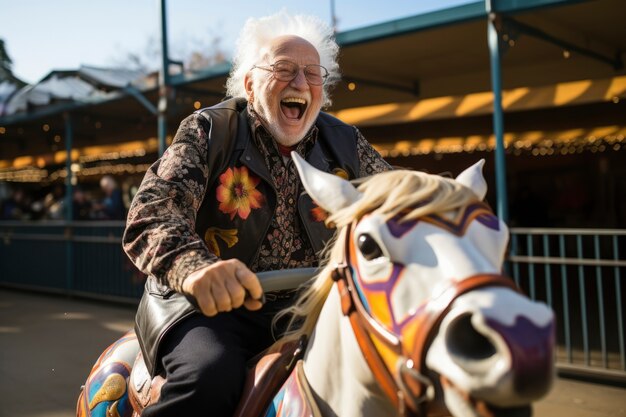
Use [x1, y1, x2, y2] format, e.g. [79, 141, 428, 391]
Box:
[123, 106, 391, 292]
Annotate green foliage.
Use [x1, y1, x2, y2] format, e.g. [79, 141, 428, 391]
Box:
[0, 39, 26, 86]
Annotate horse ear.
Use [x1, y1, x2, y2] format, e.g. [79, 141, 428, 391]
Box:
[292, 151, 362, 214]
[455, 159, 487, 200]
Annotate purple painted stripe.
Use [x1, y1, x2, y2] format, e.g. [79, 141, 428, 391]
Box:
[387, 216, 419, 238]
[486, 316, 555, 398]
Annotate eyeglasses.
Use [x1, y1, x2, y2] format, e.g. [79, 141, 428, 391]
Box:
[252, 60, 329, 85]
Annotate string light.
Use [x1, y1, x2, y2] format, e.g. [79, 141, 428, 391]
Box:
[348, 82, 356, 91]
[3, 130, 623, 181]
[562, 49, 571, 59]
[0, 168, 48, 182]
[375, 133, 625, 158]
[193, 101, 202, 109]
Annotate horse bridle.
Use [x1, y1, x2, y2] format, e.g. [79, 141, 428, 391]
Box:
[331, 222, 519, 417]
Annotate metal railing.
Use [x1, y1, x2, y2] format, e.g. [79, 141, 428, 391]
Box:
[0, 221, 143, 303]
[509, 228, 626, 382]
[1, 221, 624, 381]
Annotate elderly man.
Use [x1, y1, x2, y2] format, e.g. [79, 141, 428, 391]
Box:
[123, 11, 391, 417]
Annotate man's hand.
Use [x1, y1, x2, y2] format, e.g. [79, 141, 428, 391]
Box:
[182, 259, 264, 317]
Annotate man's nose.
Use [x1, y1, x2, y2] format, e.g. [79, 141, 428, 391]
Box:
[289, 69, 309, 89]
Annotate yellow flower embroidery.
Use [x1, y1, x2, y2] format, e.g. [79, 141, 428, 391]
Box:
[332, 168, 349, 180]
[204, 227, 239, 257]
[216, 166, 264, 220]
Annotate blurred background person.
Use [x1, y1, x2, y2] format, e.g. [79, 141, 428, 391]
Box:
[92, 175, 125, 220]
[42, 184, 65, 220]
[1, 186, 33, 220]
[73, 187, 92, 220]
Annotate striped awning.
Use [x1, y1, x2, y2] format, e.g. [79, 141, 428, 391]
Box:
[332, 76, 626, 128]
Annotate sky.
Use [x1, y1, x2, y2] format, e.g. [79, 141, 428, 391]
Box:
[0, 0, 474, 85]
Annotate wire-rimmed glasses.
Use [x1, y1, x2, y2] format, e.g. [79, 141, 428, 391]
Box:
[252, 60, 329, 85]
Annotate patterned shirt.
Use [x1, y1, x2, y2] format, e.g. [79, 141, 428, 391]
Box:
[123, 106, 391, 292]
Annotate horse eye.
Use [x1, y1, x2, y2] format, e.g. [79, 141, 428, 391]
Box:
[357, 233, 384, 261]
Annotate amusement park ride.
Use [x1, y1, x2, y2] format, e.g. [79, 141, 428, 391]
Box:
[76, 156, 555, 417]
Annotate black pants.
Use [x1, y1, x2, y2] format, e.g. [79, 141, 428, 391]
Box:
[142, 299, 291, 417]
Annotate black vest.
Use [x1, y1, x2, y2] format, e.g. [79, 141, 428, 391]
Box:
[135, 98, 360, 376]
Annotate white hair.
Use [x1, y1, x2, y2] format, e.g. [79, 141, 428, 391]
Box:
[225, 11, 340, 108]
[100, 175, 118, 191]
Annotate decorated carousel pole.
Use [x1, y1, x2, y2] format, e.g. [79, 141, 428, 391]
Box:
[485, 0, 509, 224]
[158, 0, 170, 156]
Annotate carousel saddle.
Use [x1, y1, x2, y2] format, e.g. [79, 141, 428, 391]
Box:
[128, 337, 307, 417]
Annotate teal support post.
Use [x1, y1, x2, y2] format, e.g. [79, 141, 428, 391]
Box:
[64, 112, 74, 293]
[64, 112, 74, 221]
[485, 0, 509, 223]
[158, 0, 171, 157]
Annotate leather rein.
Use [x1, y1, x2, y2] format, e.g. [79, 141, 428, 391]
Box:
[330, 222, 519, 417]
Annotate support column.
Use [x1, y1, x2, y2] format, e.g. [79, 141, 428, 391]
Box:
[158, 0, 171, 156]
[64, 112, 74, 221]
[63, 112, 74, 293]
[486, 0, 509, 223]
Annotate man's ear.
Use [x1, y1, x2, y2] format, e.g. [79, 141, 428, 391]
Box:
[244, 72, 254, 102]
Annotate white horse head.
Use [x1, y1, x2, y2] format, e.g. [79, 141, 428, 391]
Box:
[290, 153, 555, 417]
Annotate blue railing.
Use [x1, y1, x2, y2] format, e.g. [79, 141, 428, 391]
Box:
[0, 221, 144, 303]
[1, 221, 624, 381]
[509, 228, 626, 382]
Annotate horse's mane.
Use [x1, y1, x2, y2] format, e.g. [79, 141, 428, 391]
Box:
[273, 169, 479, 347]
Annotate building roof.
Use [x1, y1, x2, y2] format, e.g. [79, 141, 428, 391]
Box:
[1, 66, 147, 117]
[0, 0, 624, 169]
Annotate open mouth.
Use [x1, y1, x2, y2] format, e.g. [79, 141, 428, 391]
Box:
[281, 97, 307, 120]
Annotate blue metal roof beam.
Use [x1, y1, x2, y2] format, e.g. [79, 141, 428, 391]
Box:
[502, 16, 623, 70]
[492, 0, 588, 13]
[124, 86, 158, 115]
[335, 0, 590, 46]
[336, 2, 486, 46]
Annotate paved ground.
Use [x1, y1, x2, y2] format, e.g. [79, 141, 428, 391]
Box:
[1, 288, 624, 417]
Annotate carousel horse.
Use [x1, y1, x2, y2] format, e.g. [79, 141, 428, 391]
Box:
[77, 155, 555, 417]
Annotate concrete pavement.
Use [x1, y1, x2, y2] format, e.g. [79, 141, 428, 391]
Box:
[1, 288, 624, 417]
[0, 288, 135, 417]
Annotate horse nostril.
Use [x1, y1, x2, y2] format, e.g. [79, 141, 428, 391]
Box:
[446, 313, 497, 364]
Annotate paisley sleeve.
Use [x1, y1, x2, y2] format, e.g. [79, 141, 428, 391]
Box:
[355, 128, 392, 176]
[122, 113, 218, 292]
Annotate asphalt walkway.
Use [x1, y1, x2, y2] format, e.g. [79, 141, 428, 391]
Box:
[1, 288, 624, 417]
